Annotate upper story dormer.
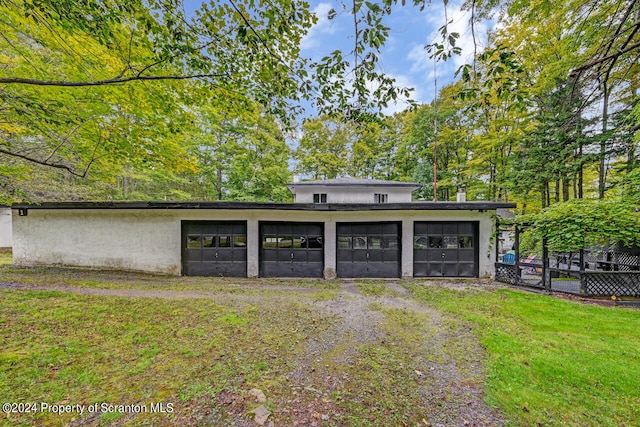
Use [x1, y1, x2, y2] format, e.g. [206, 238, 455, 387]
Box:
[287, 177, 422, 204]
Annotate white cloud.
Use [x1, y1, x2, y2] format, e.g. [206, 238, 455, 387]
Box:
[449, 9, 490, 69]
[301, 2, 340, 51]
[407, 44, 431, 74]
[423, 0, 491, 69]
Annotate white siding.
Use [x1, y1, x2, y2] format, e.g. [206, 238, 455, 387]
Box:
[293, 186, 413, 203]
[0, 208, 12, 249]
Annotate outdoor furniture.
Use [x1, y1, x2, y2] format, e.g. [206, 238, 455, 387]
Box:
[502, 252, 516, 264]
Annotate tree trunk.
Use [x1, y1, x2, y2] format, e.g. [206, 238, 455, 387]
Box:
[122, 166, 130, 199]
[216, 167, 223, 201]
[492, 158, 497, 201]
[578, 142, 583, 199]
[599, 82, 610, 199]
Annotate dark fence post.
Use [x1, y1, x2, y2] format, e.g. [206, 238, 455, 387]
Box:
[543, 237, 550, 292]
[515, 225, 521, 282]
[495, 217, 500, 263]
[579, 249, 586, 295]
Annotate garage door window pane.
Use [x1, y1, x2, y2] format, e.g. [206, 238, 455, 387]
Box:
[353, 237, 367, 249]
[459, 236, 473, 248]
[188, 236, 201, 249]
[338, 236, 351, 248]
[443, 236, 458, 249]
[368, 236, 383, 249]
[234, 235, 246, 247]
[384, 236, 398, 249]
[414, 236, 427, 249]
[293, 236, 306, 249]
[263, 236, 277, 248]
[308, 236, 323, 248]
[203, 235, 215, 248]
[278, 237, 293, 248]
[428, 236, 443, 248]
[219, 236, 231, 247]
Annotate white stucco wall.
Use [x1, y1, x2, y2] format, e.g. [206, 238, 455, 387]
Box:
[0, 208, 12, 249]
[12, 209, 181, 274]
[292, 186, 414, 203]
[12, 207, 497, 278]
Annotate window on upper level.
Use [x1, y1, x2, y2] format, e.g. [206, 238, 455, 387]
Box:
[313, 193, 327, 203]
[374, 193, 388, 203]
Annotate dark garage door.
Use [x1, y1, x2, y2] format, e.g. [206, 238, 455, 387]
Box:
[182, 221, 247, 277]
[413, 221, 478, 277]
[337, 222, 400, 278]
[260, 222, 324, 277]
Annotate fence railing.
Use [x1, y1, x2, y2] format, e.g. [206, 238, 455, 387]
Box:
[495, 255, 640, 297]
[582, 272, 640, 297]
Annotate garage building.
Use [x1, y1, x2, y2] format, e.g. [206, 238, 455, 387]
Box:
[11, 178, 514, 279]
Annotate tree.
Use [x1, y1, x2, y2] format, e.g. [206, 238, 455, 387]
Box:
[0, 0, 314, 203]
[3, 0, 457, 203]
[226, 114, 292, 202]
[525, 198, 640, 252]
[294, 117, 354, 180]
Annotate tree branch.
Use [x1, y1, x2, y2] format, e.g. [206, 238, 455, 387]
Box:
[598, 2, 638, 65]
[571, 40, 640, 74]
[0, 146, 87, 177]
[0, 73, 225, 87]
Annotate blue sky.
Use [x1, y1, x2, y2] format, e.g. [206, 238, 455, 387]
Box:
[300, 0, 493, 114]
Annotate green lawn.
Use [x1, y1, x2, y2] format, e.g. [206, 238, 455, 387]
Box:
[0, 289, 332, 427]
[1, 264, 639, 426]
[406, 283, 640, 426]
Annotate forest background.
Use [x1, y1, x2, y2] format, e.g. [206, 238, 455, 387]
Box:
[0, 0, 638, 250]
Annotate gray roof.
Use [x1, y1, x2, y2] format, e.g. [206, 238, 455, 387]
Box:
[288, 177, 422, 188]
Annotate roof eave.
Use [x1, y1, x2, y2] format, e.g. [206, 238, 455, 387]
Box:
[11, 201, 516, 211]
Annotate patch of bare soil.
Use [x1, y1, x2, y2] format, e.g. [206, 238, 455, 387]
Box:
[550, 291, 620, 307]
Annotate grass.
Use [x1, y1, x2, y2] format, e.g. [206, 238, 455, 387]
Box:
[355, 279, 401, 297]
[0, 289, 335, 426]
[356, 283, 388, 296]
[406, 283, 640, 426]
[2, 263, 640, 426]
